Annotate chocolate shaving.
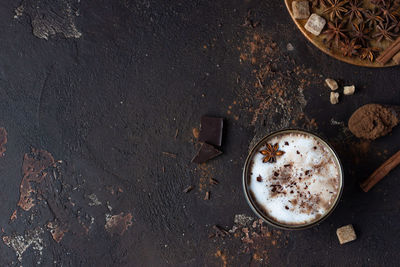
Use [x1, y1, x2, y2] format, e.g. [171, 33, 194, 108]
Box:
[183, 185, 194, 193]
[210, 178, 219, 185]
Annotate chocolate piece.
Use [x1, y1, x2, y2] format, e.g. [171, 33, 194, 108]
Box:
[199, 116, 224, 146]
[292, 1, 310, 20]
[336, 224, 357, 244]
[191, 143, 222, 164]
[305, 14, 326, 36]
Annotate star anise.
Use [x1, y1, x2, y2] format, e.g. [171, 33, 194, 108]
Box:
[350, 22, 370, 46]
[371, 0, 386, 6]
[323, 20, 349, 47]
[379, 1, 400, 22]
[260, 143, 285, 163]
[373, 21, 398, 42]
[340, 39, 361, 56]
[312, 0, 327, 8]
[360, 46, 380, 61]
[345, 0, 364, 21]
[323, 0, 349, 21]
[394, 19, 400, 32]
[364, 8, 384, 28]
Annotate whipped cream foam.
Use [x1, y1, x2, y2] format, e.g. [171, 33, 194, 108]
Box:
[248, 132, 341, 226]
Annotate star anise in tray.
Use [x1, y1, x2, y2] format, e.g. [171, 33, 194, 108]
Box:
[312, 0, 327, 8]
[323, 20, 349, 47]
[346, 0, 365, 21]
[364, 8, 384, 28]
[340, 39, 362, 56]
[379, 1, 400, 22]
[260, 143, 285, 163]
[373, 21, 398, 42]
[359, 46, 380, 61]
[350, 22, 371, 46]
[324, 0, 349, 21]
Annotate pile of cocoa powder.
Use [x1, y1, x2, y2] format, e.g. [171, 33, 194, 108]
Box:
[348, 104, 399, 140]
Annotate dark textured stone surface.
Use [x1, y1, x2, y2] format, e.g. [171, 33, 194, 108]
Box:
[0, 0, 399, 266]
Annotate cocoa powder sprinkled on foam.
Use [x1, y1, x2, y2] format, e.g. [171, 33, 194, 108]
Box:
[249, 133, 341, 226]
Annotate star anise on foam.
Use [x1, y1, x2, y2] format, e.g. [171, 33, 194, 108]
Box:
[323, 0, 349, 21]
[340, 39, 361, 56]
[364, 8, 384, 28]
[259, 143, 285, 163]
[323, 20, 349, 47]
[350, 22, 370, 46]
[345, 0, 364, 21]
[373, 21, 398, 42]
[360, 46, 380, 61]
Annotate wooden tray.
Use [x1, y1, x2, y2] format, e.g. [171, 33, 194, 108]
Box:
[284, 0, 397, 68]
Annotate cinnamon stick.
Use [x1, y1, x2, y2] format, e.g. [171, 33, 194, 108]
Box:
[376, 37, 400, 65]
[360, 150, 400, 192]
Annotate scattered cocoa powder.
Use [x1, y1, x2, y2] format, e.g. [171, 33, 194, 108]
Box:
[348, 104, 399, 140]
[192, 128, 199, 139]
[0, 127, 7, 156]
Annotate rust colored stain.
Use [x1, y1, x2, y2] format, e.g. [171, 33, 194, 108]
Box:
[211, 214, 289, 263]
[105, 212, 133, 235]
[214, 250, 228, 267]
[18, 148, 55, 211]
[192, 127, 199, 139]
[10, 210, 17, 222]
[0, 127, 7, 156]
[47, 221, 68, 243]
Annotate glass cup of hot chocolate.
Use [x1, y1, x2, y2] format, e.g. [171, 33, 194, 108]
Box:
[243, 129, 343, 230]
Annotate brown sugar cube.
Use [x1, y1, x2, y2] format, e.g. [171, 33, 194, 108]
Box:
[330, 92, 339, 104]
[325, 78, 338, 90]
[305, 14, 326, 36]
[393, 51, 400, 65]
[292, 1, 310, 19]
[343, 85, 355, 95]
[336, 224, 357, 244]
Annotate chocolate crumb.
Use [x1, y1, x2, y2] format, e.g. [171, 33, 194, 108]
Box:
[274, 172, 279, 176]
[210, 178, 219, 185]
[257, 175, 262, 182]
[296, 151, 300, 154]
[305, 170, 310, 175]
[313, 146, 317, 150]
[284, 141, 289, 146]
[183, 185, 194, 193]
[285, 206, 289, 210]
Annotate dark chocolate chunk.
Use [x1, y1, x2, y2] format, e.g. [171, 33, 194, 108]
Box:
[198, 116, 224, 146]
[191, 143, 222, 164]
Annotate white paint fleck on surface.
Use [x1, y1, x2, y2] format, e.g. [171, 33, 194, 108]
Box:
[2, 227, 44, 262]
[87, 193, 102, 206]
